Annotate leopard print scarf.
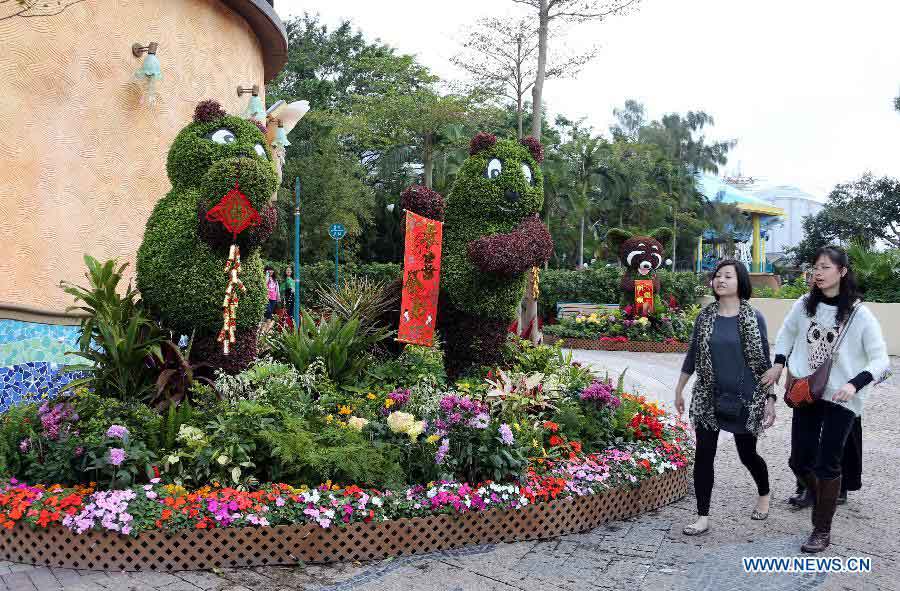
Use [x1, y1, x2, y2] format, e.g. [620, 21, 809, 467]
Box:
[689, 300, 771, 435]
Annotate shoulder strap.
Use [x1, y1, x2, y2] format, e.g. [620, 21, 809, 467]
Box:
[832, 303, 861, 352]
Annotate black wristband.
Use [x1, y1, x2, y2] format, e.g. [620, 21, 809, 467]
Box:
[766, 392, 777, 401]
[774, 354, 787, 366]
[848, 371, 873, 392]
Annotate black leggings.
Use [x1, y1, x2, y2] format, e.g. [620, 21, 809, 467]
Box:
[694, 427, 770, 516]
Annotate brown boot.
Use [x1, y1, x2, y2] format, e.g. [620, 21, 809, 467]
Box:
[801, 476, 841, 553]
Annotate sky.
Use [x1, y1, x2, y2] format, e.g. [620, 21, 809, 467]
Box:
[278, 0, 900, 200]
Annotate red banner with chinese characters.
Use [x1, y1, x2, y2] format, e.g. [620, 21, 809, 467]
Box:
[634, 279, 655, 316]
[398, 211, 443, 346]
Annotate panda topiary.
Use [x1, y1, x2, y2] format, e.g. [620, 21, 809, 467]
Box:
[606, 227, 673, 315]
[403, 132, 553, 375]
[136, 100, 278, 373]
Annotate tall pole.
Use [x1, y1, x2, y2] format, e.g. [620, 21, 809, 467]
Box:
[293, 177, 301, 329]
[334, 239, 340, 289]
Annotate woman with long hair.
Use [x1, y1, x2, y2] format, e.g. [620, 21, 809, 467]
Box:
[676, 259, 776, 536]
[763, 245, 890, 553]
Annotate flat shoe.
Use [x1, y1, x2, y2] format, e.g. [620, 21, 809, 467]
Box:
[682, 524, 709, 536]
[751, 510, 769, 521]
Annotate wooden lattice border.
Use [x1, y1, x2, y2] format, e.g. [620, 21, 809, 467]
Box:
[544, 335, 689, 353]
[0, 469, 687, 572]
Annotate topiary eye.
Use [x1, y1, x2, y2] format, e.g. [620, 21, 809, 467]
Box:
[485, 158, 502, 179]
[253, 143, 268, 160]
[521, 163, 533, 185]
[208, 129, 236, 144]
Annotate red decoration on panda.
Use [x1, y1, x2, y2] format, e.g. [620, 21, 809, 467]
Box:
[606, 228, 673, 316]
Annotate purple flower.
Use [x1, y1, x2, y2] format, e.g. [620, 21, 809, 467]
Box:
[18, 438, 30, 453]
[107, 448, 126, 466]
[435, 438, 450, 465]
[74, 446, 84, 457]
[106, 425, 129, 439]
[388, 388, 411, 407]
[580, 381, 621, 409]
[499, 424, 514, 445]
[39, 402, 75, 440]
[467, 413, 489, 430]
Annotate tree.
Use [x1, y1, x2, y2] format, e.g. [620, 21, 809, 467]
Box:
[452, 16, 598, 138]
[789, 173, 900, 264]
[609, 99, 646, 141]
[511, 0, 643, 141]
[346, 88, 474, 189]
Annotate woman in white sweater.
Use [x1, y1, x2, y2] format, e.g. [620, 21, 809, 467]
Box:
[762, 246, 890, 553]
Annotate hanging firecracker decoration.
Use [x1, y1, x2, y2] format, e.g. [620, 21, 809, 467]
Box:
[205, 180, 261, 354]
[218, 245, 244, 354]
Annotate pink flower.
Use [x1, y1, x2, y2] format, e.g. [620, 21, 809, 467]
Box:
[106, 425, 129, 439]
[107, 448, 126, 466]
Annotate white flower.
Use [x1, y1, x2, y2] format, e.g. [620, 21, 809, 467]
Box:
[216, 455, 230, 466]
[387, 411, 416, 435]
[371, 497, 383, 507]
[347, 416, 369, 432]
[323, 509, 335, 519]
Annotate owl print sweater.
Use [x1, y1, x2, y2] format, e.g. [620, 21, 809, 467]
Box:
[773, 295, 890, 416]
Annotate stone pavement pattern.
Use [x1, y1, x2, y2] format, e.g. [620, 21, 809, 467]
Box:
[2, 352, 897, 591]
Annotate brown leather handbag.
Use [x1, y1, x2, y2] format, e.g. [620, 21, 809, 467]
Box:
[784, 304, 859, 408]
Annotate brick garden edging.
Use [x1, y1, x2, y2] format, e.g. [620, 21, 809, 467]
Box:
[544, 335, 690, 353]
[0, 469, 688, 572]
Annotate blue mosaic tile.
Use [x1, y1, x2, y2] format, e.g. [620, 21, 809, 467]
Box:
[0, 361, 85, 412]
[0, 319, 80, 346]
[0, 320, 83, 410]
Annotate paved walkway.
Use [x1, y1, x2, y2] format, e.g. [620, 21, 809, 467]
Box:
[2, 352, 897, 591]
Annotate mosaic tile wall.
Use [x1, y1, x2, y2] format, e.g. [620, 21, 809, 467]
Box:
[0, 320, 83, 411]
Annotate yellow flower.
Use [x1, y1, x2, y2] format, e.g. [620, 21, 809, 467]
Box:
[384, 398, 395, 409]
[367, 393, 377, 400]
[325, 414, 334, 423]
[338, 405, 353, 416]
[426, 434, 440, 444]
[513, 422, 521, 432]
[532, 438, 539, 449]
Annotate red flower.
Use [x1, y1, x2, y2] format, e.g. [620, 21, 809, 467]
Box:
[543, 421, 559, 433]
[549, 435, 564, 447]
[570, 441, 582, 454]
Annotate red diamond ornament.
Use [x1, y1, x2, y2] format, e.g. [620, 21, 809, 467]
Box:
[206, 182, 261, 240]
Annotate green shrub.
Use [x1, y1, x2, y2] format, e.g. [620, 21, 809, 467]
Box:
[60, 256, 166, 404]
[539, 267, 699, 318]
[265, 417, 405, 488]
[264, 312, 389, 385]
[849, 245, 900, 303]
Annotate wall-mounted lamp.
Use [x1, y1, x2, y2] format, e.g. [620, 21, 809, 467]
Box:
[132, 42, 161, 105]
[271, 119, 291, 149]
[237, 84, 265, 121]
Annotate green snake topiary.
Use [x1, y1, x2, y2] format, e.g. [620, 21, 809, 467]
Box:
[136, 100, 278, 373]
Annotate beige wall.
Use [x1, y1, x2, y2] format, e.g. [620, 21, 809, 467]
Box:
[0, 0, 266, 315]
[699, 296, 900, 356]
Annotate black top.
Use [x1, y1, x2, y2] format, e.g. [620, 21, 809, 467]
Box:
[682, 310, 771, 434]
[772, 294, 873, 391]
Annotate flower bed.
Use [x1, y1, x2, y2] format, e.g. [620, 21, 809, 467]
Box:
[0, 456, 688, 571]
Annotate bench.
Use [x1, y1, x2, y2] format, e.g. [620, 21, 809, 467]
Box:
[556, 302, 620, 319]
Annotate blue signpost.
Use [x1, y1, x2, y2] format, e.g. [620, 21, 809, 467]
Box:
[293, 177, 301, 329]
[329, 223, 346, 288]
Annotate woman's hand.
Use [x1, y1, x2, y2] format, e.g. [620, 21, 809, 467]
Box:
[761, 364, 784, 387]
[832, 383, 858, 402]
[763, 398, 776, 429]
[674, 390, 685, 415]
